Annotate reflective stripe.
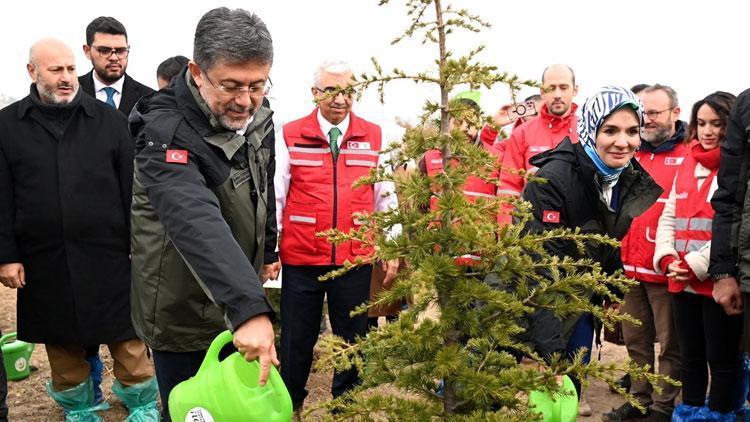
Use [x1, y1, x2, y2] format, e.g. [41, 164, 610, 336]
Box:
[689, 217, 712, 231]
[289, 215, 316, 224]
[686, 239, 708, 252]
[635, 266, 661, 276]
[675, 239, 687, 252]
[431, 159, 443, 164]
[463, 190, 495, 199]
[288, 146, 330, 154]
[674, 218, 689, 231]
[340, 149, 380, 157]
[656, 198, 668, 203]
[497, 189, 521, 197]
[623, 264, 662, 276]
[290, 159, 323, 166]
[345, 160, 376, 167]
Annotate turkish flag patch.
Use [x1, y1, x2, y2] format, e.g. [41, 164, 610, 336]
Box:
[542, 210, 561, 223]
[166, 149, 188, 164]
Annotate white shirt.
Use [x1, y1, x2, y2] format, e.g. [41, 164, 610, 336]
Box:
[93, 74, 125, 109]
[275, 110, 399, 236]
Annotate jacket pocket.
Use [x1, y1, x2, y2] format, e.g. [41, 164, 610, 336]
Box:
[284, 207, 318, 254]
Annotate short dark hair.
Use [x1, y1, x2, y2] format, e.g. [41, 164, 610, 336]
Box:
[86, 16, 127, 45]
[193, 7, 273, 72]
[685, 91, 736, 143]
[157, 55, 190, 82]
[643, 83, 679, 108]
[630, 84, 649, 95]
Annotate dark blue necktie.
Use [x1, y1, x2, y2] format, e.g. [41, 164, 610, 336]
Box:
[102, 87, 117, 108]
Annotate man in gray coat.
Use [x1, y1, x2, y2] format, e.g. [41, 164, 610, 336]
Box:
[129, 8, 279, 420]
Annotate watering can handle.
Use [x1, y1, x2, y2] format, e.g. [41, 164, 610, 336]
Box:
[0, 332, 16, 345]
[197, 330, 235, 374]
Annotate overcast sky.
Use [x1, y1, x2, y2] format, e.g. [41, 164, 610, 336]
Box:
[1, 0, 747, 141]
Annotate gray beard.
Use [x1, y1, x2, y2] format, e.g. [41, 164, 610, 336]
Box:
[38, 84, 79, 105]
[642, 126, 673, 146]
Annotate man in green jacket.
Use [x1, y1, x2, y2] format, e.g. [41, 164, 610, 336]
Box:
[129, 8, 279, 420]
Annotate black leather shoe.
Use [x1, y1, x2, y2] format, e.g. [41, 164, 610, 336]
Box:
[602, 402, 650, 421]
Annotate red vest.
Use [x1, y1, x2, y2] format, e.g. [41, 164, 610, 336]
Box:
[280, 110, 381, 266]
[423, 144, 501, 265]
[670, 152, 717, 297]
[621, 143, 689, 283]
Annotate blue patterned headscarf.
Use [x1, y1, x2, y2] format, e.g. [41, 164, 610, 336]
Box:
[577, 86, 643, 184]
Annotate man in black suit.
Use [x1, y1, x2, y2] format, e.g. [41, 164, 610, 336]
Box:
[79, 16, 154, 117]
[77, 16, 154, 404]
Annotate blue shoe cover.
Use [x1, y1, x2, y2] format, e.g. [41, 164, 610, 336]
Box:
[112, 377, 160, 422]
[46, 378, 110, 422]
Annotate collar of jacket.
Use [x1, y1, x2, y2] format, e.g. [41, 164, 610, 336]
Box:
[299, 107, 367, 141]
[538, 102, 578, 133]
[639, 120, 687, 153]
[529, 137, 662, 237]
[18, 84, 94, 120]
[180, 70, 272, 160]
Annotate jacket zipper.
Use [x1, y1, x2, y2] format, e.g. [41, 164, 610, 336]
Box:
[331, 149, 338, 265]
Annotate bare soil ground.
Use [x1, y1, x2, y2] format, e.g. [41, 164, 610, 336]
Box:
[1, 288, 631, 421]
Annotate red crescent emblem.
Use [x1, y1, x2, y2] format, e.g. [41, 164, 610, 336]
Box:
[166, 149, 188, 164]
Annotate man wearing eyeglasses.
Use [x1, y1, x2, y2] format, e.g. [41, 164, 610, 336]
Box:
[274, 60, 399, 417]
[606, 84, 686, 422]
[77, 15, 155, 405]
[128, 8, 279, 420]
[79, 16, 154, 117]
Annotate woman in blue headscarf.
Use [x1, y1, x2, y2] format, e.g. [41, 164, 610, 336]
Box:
[520, 86, 663, 401]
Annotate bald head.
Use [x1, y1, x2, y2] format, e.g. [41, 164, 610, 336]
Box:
[540, 63, 578, 117]
[27, 38, 79, 104]
[541, 64, 575, 86]
[29, 38, 74, 67]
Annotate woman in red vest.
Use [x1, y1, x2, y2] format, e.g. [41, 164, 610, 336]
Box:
[653, 91, 739, 418]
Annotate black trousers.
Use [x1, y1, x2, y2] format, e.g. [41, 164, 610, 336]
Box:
[280, 264, 372, 409]
[152, 347, 233, 422]
[672, 292, 743, 412]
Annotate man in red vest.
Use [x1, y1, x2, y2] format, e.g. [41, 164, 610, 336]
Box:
[275, 60, 399, 416]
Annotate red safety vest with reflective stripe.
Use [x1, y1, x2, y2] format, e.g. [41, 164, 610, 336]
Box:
[670, 153, 717, 297]
[424, 144, 501, 265]
[621, 143, 689, 283]
[280, 109, 381, 266]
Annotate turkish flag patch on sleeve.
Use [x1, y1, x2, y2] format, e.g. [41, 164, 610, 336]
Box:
[166, 149, 188, 164]
[542, 210, 561, 223]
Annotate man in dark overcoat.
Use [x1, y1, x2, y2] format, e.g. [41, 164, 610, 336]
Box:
[0, 38, 157, 419]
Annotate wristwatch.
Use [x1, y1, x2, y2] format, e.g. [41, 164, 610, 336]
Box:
[711, 272, 735, 282]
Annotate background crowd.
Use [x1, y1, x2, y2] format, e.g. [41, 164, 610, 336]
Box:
[0, 6, 749, 422]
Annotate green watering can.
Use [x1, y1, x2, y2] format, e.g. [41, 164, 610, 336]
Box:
[0, 332, 35, 381]
[168, 330, 292, 421]
[528, 375, 578, 422]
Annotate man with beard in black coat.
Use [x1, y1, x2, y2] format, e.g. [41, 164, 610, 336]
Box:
[0, 38, 158, 420]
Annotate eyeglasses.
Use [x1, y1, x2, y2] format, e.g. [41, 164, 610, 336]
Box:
[203, 72, 272, 98]
[643, 107, 675, 119]
[91, 45, 130, 58]
[314, 86, 357, 98]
